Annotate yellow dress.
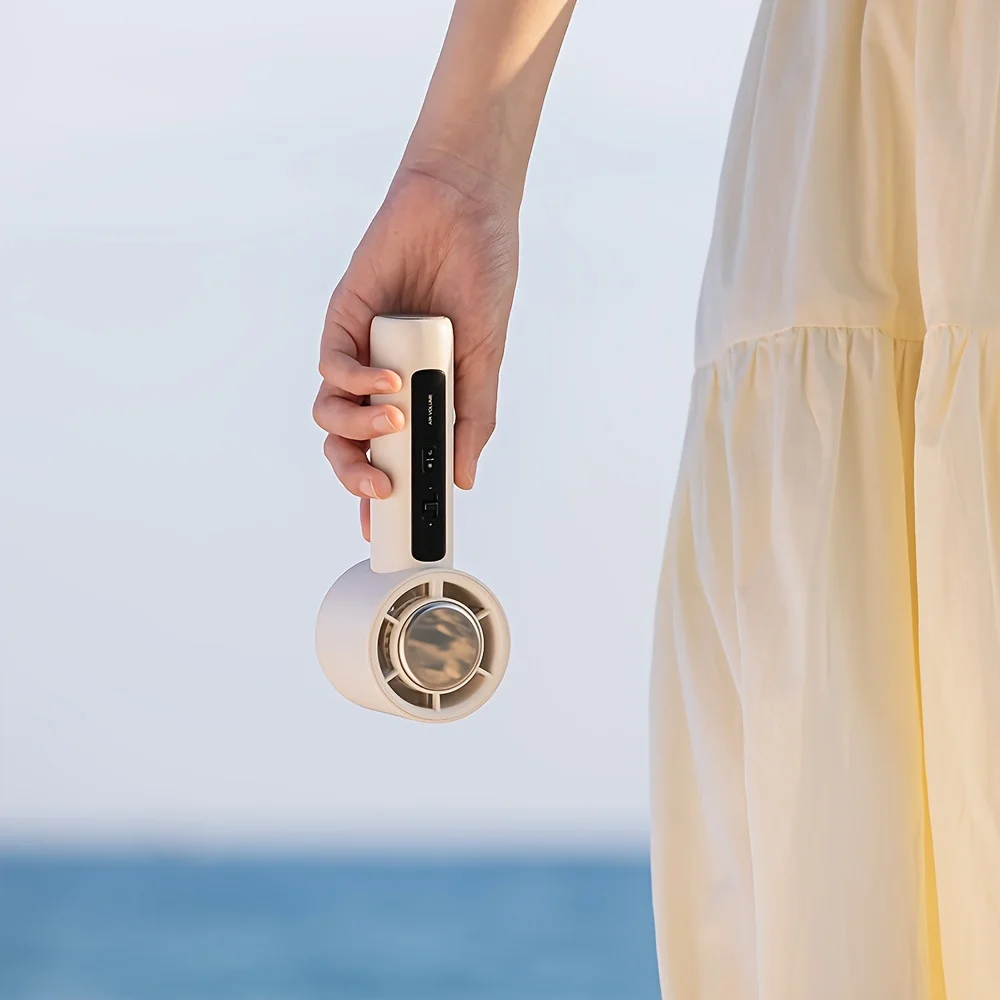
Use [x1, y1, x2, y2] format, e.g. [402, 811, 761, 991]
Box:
[650, 1, 1000, 997]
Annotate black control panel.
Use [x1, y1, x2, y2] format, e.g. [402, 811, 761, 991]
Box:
[410, 368, 447, 562]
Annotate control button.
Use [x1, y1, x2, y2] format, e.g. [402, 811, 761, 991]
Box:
[423, 501, 439, 519]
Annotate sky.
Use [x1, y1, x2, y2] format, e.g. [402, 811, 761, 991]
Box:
[0, 0, 759, 850]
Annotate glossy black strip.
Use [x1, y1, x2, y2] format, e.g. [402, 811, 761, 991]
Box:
[410, 369, 447, 562]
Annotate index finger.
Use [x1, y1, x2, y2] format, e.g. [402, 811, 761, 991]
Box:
[319, 287, 404, 397]
[318, 347, 402, 397]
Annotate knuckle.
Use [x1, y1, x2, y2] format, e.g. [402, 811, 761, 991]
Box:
[314, 396, 344, 434]
[317, 354, 340, 383]
[343, 368, 367, 395]
[323, 397, 368, 440]
[325, 452, 358, 493]
[312, 394, 328, 429]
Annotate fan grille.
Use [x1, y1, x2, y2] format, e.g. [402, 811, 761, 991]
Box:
[375, 576, 502, 713]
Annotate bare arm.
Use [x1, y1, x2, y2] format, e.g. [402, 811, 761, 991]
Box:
[315, 0, 577, 536]
[404, 0, 578, 201]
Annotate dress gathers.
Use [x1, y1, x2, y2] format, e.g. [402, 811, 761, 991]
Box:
[650, 1, 1000, 997]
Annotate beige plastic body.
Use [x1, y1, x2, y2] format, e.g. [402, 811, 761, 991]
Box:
[369, 315, 454, 574]
[315, 314, 509, 722]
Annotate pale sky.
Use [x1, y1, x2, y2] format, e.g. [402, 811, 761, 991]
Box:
[0, 0, 759, 849]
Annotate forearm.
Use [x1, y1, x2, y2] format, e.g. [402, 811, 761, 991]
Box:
[401, 0, 577, 204]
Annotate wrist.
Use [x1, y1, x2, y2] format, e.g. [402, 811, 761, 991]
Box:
[403, 67, 541, 202]
[397, 0, 574, 213]
[398, 129, 525, 214]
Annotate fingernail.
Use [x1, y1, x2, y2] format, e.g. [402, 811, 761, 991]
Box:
[467, 460, 478, 487]
[374, 412, 399, 433]
[360, 478, 378, 498]
[374, 376, 396, 392]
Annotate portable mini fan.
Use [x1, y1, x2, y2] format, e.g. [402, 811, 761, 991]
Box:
[315, 315, 510, 722]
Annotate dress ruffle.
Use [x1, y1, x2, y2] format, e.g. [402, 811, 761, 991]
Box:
[651, 0, 1000, 995]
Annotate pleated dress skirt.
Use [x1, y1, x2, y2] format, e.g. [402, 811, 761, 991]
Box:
[649, 1, 1000, 998]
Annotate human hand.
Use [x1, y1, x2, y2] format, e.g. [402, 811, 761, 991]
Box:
[313, 155, 519, 541]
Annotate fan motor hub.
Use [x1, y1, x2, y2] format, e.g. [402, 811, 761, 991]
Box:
[388, 597, 485, 695]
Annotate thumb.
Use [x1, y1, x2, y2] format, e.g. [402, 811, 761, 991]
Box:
[453, 342, 503, 490]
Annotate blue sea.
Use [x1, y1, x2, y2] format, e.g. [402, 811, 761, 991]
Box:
[0, 853, 660, 1000]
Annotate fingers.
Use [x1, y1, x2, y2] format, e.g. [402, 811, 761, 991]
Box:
[360, 497, 371, 543]
[318, 268, 401, 397]
[453, 340, 503, 490]
[318, 266, 381, 374]
[453, 414, 496, 489]
[316, 284, 406, 504]
[314, 385, 405, 498]
[318, 244, 408, 534]
[318, 349, 402, 397]
[323, 434, 392, 500]
[313, 392, 405, 441]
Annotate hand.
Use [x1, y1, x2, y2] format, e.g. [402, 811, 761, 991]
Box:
[313, 154, 519, 540]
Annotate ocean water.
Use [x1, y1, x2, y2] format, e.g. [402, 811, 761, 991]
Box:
[0, 853, 660, 1000]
